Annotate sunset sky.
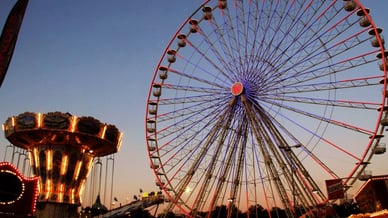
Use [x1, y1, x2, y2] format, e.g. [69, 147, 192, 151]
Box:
[1, 0, 387, 210]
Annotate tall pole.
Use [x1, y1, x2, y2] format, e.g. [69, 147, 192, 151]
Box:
[292, 165, 296, 218]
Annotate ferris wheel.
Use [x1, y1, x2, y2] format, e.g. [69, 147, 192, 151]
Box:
[145, 0, 387, 217]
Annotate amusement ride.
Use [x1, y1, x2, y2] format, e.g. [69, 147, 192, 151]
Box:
[145, 0, 388, 217]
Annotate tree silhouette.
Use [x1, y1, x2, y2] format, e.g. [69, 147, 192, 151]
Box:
[130, 208, 153, 218]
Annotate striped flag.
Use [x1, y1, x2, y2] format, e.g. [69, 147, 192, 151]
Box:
[0, 0, 29, 87]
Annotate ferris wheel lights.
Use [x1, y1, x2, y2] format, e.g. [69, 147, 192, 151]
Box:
[184, 187, 191, 193]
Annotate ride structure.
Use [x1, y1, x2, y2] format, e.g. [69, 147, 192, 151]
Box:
[3, 111, 122, 218]
[145, 0, 387, 217]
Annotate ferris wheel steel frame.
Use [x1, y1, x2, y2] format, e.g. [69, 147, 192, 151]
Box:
[145, 0, 387, 217]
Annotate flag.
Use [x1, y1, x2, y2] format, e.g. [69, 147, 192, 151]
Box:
[0, 0, 29, 87]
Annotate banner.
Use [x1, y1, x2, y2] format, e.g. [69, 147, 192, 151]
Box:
[325, 178, 345, 200]
[0, 0, 29, 87]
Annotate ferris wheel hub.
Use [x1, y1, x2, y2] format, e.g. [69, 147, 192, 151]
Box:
[231, 82, 244, 96]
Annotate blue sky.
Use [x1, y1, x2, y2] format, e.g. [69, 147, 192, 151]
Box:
[1, 0, 388, 208]
[0, 0, 203, 206]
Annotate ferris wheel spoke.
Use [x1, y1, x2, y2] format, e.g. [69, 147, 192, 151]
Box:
[266, 96, 378, 115]
[186, 15, 244, 82]
[240, 95, 295, 213]
[252, 106, 327, 208]
[154, 97, 226, 123]
[260, 99, 375, 136]
[207, 120, 250, 214]
[262, 94, 381, 109]
[271, 47, 379, 91]
[166, 103, 239, 214]
[258, 104, 365, 162]
[266, 23, 376, 86]
[258, 3, 316, 74]
[253, 108, 341, 182]
[256, 2, 339, 79]
[154, 102, 228, 154]
[165, 66, 228, 89]
[274, 75, 382, 94]
[162, 83, 228, 94]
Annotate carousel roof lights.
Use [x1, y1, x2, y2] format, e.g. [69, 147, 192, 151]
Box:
[3, 112, 122, 211]
[60, 155, 69, 176]
[71, 116, 77, 132]
[37, 113, 42, 128]
[46, 150, 53, 171]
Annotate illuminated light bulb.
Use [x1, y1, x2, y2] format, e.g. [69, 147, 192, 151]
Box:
[74, 161, 83, 180]
[60, 155, 68, 175]
[46, 150, 53, 171]
[101, 125, 107, 139]
[37, 113, 42, 128]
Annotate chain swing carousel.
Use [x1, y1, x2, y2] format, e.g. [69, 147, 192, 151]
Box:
[2, 111, 122, 218]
